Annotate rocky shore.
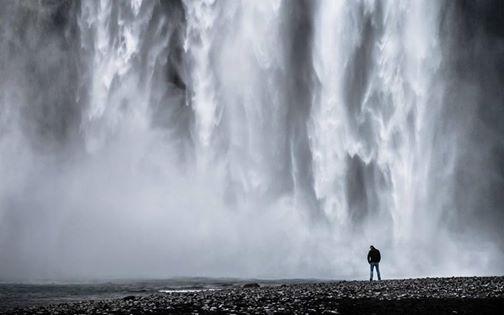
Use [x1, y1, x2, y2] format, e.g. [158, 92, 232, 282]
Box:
[5, 277, 504, 314]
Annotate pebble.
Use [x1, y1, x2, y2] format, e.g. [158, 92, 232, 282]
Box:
[4, 277, 504, 314]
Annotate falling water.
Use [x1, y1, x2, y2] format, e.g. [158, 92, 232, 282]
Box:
[0, 0, 503, 280]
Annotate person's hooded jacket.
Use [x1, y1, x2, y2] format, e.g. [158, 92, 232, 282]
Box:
[367, 247, 381, 263]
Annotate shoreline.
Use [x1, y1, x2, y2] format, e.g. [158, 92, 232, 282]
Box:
[4, 276, 504, 314]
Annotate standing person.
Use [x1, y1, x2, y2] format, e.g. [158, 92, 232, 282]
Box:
[368, 245, 381, 281]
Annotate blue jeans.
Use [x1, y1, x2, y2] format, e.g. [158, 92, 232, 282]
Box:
[370, 263, 381, 280]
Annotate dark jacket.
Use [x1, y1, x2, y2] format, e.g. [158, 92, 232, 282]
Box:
[368, 248, 381, 263]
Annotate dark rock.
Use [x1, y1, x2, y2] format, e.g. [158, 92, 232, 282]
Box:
[122, 295, 136, 301]
[4, 277, 504, 314]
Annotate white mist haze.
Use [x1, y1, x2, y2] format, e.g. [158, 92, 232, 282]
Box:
[0, 0, 503, 281]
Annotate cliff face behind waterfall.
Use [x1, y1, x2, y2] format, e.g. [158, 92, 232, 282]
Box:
[0, 0, 502, 280]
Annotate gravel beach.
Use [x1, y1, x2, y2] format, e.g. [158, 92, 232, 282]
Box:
[5, 277, 504, 314]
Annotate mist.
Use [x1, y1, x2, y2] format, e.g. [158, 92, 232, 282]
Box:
[0, 0, 503, 281]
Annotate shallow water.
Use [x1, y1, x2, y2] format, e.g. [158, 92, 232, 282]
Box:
[0, 278, 317, 311]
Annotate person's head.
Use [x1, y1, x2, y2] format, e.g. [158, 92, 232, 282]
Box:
[370, 245, 375, 250]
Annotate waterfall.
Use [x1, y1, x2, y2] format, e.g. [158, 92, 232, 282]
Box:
[0, 0, 502, 280]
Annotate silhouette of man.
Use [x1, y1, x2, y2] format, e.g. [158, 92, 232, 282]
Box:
[368, 245, 381, 281]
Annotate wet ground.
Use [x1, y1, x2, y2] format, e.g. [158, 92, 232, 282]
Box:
[4, 277, 504, 314]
